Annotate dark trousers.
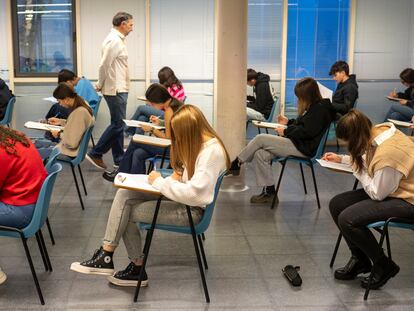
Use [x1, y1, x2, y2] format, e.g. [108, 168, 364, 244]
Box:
[89, 93, 127, 165]
[329, 189, 414, 262]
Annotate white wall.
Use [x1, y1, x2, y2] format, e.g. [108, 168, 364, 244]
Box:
[0, 0, 10, 82]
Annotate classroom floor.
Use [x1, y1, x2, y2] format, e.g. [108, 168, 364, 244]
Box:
[1, 148, 414, 310]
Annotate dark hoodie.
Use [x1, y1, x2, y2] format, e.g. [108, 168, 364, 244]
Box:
[331, 74, 358, 115]
[284, 99, 335, 157]
[0, 79, 13, 120]
[247, 72, 274, 119]
[397, 86, 414, 108]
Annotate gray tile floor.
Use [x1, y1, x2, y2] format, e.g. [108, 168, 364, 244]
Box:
[1, 149, 414, 310]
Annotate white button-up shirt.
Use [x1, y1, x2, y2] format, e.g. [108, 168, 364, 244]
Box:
[97, 28, 130, 96]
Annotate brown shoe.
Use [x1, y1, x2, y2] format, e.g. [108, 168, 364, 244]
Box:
[85, 153, 107, 170]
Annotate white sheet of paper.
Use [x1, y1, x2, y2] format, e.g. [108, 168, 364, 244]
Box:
[123, 119, 165, 130]
[387, 119, 413, 128]
[252, 120, 287, 129]
[386, 96, 400, 102]
[114, 173, 160, 194]
[137, 96, 147, 102]
[43, 97, 58, 103]
[24, 121, 63, 132]
[132, 134, 171, 147]
[316, 159, 353, 173]
[317, 82, 333, 101]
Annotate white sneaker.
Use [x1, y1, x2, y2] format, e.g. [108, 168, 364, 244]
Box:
[0, 268, 7, 285]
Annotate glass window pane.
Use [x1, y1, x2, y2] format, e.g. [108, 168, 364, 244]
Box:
[13, 0, 76, 76]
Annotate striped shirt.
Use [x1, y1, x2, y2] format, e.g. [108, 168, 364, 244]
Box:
[168, 84, 186, 102]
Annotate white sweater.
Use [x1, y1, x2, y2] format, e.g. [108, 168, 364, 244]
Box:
[152, 138, 227, 207]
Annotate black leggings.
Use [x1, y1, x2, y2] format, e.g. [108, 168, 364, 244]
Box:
[329, 189, 414, 262]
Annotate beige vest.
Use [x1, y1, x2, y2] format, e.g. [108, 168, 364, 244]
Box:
[368, 130, 414, 205]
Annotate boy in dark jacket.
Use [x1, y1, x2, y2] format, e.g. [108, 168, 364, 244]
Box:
[329, 61, 358, 116]
[246, 69, 275, 121]
[0, 79, 13, 120]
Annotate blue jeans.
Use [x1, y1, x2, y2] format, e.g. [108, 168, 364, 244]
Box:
[34, 139, 56, 159]
[126, 104, 164, 136]
[0, 202, 35, 229]
[119, 141, 169, 174]
[384, 104, 414, 122]
[90, 93, 128, 165]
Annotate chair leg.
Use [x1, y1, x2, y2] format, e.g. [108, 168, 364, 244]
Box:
[197, 235, 208, 270]
[330, 233, 342, 268]
[77, 164, 87, 196]
[265, 128, 269, 134]
[35, 232, 49, 272]
[299, 163, 307, 194]
[202, 233, 206, 241]
[271, 160, 286, 209]
[385, 229, 392, 261]
[134, 197, 163, 302]
[21, 236, 45, 305]
[91, 136, 95, 148]
[187, 206, 210, 303]
[46, 217, 55, 245]
[364, 225, 388, 300]
[309, 163, 321, 209]
[352, 179, 359, 191]
[70, 164, 85, 210]
[147, 161, 154, 175]
[39, 230, 53, 272]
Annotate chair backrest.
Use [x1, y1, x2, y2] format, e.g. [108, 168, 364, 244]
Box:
[311, 127, 330, 162]
[24, 163, 62, 238]
[194, 170, 227, 234]
[70, 125, 94, 165]
[266, 97, 279, 123]
[44, 147, 61, 173]
[91, 96, 102, 119]
[0, 96, 16, 125]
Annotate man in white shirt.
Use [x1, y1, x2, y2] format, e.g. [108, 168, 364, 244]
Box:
[86, 12, 133, 170]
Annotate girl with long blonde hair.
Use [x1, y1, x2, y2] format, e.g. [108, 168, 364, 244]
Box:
[71, 104, 229, 288]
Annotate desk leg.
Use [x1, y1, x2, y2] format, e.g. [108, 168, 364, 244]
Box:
[352, 178, 358, 191]
[134, 196, 163, 302]
[160, 148, 168, 169]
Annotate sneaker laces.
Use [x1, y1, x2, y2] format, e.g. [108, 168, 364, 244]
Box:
[83, 248, 102, 265]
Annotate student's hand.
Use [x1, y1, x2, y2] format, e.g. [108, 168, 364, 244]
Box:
[399, 99, 408, 105]
[50, 130, 60, 138]
[275, 127, 285, 136]
[48, 117, 61, 125]
[95, 84, 102, 92]
[148, 171, 161, 184]
[171, 170, 182, 181]
[141, 124, 152, 132]
[322, 152, 341, 163]
[277, 115, 288, 125]
[150, 115, 161, 125]
[389, 90, 398, 98]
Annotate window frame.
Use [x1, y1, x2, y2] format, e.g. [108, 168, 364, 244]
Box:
[11, 0, 77, 78]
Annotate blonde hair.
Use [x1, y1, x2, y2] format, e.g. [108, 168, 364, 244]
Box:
[170, 105, 230, 179]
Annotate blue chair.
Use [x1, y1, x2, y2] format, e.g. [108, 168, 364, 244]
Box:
[0, 96, 16, 127]
[90, 96, 102, 147]
[247, 97, 279, 134]
[0, 163, 62, 305]
[134, 171, 227, 303]
[270, 127, 330, 210]
[58, 126, 94, 210]
[329, 217, 414, 300]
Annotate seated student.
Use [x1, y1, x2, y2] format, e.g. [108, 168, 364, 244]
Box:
[329, 60, 358, 116]
[229, 77, 334, 203]
[0, 126, 47, 229]
[103, 83, 183, 181]
[70, 105, 230, 287]
[246, 68, 274, 121]
[35, 83, 95, 160]
[0, 78, 13, 121]
[384, 68, 414, 122]
[125, 67, 185, 136]
[324, 109, 414, 290]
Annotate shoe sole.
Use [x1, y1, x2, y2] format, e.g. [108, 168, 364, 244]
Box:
[70, 262, 114, 276]
[85, 154, 107, 170]
[107, 275, 148, 287]
[361, 265, 400, 290]
[250, 197, 278, 204]
[334, 267, 372, 280]
[0, 273, 6, 285]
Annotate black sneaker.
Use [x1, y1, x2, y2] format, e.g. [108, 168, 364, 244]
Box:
[107, 262, 149, 287]
[103, 169, 119, 182]
[227, 158, 241, 176]
[70, 247, 114, 275]
[250, 187, 278, 204]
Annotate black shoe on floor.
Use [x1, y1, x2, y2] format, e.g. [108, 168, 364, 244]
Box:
[103, 169, 119, 182]
[227, 158, 241, 176]
[70, 247, 114, 276]
[107, 262, 149, 287]
[334, 255, 372, 280]
[361, 257, 399, 289]
[250, 188, 278, 204]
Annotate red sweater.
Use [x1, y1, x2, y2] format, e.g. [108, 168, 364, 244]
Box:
[0, 139, 47, 206]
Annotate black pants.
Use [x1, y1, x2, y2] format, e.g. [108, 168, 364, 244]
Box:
[329, 189, 414, 262]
